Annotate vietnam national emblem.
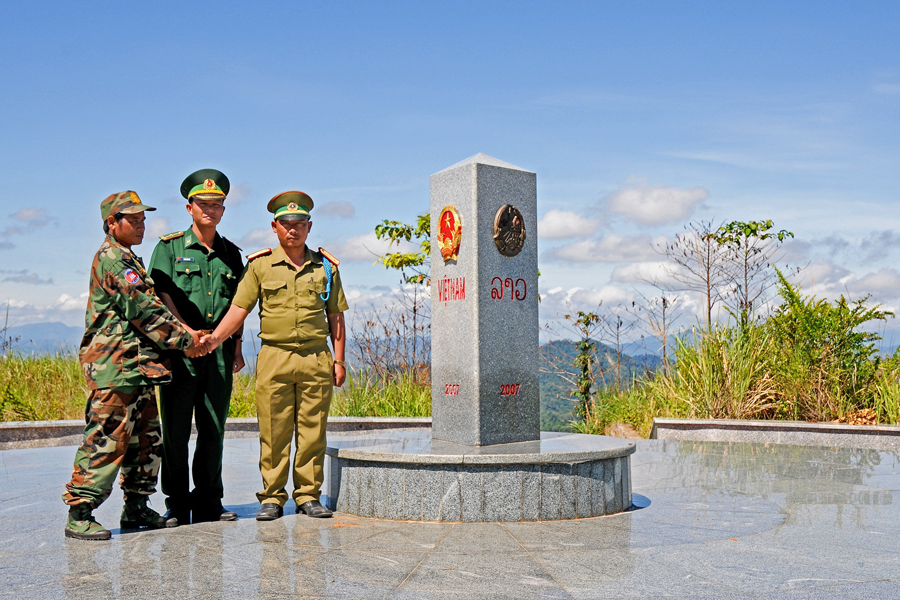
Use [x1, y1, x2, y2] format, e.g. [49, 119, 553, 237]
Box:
[437, 205, 462, 262]
[203, 178, 216, 190]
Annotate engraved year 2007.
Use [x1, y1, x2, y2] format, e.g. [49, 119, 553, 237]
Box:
[499, 384, 521, 396]
[444, 384, 460, 396]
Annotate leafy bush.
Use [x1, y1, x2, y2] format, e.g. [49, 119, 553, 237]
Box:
[767, 269, 891, 421]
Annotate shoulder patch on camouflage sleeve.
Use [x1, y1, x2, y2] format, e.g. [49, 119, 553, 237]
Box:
[246, 248, 272, 262]
[159, 231, 186, 242]
[318, 247, 340, 266]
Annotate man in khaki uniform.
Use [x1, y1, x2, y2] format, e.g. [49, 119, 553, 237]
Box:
[203, 190, 348, 520]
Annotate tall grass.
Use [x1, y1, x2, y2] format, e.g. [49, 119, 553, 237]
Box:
[0, 352, 87, 421]
[330, 370, 431, 417]
[0, 354, 432, 422]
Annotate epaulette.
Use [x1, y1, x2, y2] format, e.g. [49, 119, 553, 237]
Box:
[223, 236, 242, 252]
[159, 231, 185, 242]
[318, 247, 340, 266]
[246, 248, 272, 262]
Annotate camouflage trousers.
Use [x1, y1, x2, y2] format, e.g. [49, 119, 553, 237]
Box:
[63, 385, 162, 508]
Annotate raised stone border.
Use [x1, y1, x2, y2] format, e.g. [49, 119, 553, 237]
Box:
[324, 431, 635, 521]
[0, 416, 432, 451]
[651, 418, 900, 450]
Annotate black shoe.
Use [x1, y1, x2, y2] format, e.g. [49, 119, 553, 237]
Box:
[193, 505, 238, 523]
[296, 500, 333, 518]
[163, 508, 190, 528]
[256, 503, 283, 521]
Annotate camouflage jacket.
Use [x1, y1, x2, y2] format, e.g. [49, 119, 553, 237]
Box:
[79, 235, 194, 390]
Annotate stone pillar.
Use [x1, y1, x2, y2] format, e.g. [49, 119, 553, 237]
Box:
[430, 153, 539, 446]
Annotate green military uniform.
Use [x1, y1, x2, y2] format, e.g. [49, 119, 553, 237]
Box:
[233, 234, 348, 507]
[65, 191, 194, 539]
[149, 224, 243, 518]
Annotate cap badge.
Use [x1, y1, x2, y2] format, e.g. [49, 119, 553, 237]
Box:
[203, 178, 216, 190]
[288, 202, 298, 210]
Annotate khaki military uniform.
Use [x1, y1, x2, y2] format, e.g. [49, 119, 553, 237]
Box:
[64, 235, 193, 508]
[148, 228, 244, 513]
[232, 244, 348, 506]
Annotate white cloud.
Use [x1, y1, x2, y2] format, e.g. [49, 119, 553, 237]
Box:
[226, 182, 252, 206]
[3, 292, 89, 326]
[537, 210, 602, 239]
[850, 268, 900, 300]
[145, 217, 171, 239]
[317, 201, 356, 219]
[236, 228, 277, 250]
[1, 270, 53, 285]
[10, 208, 49, 223]
[539, 285, 634, 313]
[605, 183, 708, 226]
[873, 83, 900, 95]
[326, 232, 414, 263]
[544, 234, 665, 263]
[611, 261, 683, 287]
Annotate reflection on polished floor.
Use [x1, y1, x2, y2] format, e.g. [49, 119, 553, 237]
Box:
[2, 438, 899, 599]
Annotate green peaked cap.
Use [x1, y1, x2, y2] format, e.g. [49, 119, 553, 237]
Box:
[180, 168, 230, 200]
[267, 190, 314, 220]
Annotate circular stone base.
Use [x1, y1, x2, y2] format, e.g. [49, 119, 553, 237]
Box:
[322, 431, 636, 522]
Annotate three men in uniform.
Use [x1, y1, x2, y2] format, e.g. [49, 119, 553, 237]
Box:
[66, 179, 348, 539]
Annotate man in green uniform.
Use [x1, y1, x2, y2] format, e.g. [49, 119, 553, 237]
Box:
[148, 169, 245, 526]
[202, 190, 348, 520]
[64, 191, 203, 540]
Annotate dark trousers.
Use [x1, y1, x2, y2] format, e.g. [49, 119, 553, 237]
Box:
[158, 341, 234, 510]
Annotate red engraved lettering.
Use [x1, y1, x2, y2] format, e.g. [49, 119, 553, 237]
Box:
[491, 277, 502, 299]
[514, 278, 527, 300]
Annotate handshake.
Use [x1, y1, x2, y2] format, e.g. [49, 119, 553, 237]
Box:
[185, 329, 224, 358]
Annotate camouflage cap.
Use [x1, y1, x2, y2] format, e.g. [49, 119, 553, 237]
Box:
[267, 191, 314, 221]
[100, 191, 156, 220]
[181, 168, 230, 200]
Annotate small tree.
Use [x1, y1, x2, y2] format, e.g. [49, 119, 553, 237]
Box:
[374, 214, 430, 284]
[565, 310, 601, 421]
[713, 220, 793, 326]
[660, 220, 730, 329]
[626, 290, 682, 374]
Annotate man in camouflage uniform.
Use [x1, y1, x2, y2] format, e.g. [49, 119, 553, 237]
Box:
[202, 191, 348, 520]
[149, 169, 244, 526]
[63, 191, 202, 540]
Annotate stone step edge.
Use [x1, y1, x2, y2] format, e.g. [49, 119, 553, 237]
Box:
[651, 417, 900, 450]
[0, 417, 432, 450]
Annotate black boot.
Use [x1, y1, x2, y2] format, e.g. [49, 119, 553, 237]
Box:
[120, 497, 166, 530]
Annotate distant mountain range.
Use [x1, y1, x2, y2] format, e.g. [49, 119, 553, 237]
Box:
[3, 322, 82, 354]
[539, 339, 661, 431]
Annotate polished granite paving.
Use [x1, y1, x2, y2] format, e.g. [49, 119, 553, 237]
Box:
[2, 437, 899, 599]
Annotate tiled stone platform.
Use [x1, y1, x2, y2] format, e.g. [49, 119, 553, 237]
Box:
[3, 437, 900, 598]
[324, 431, 635, 521]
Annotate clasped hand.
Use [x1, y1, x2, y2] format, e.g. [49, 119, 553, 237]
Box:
[185, 329, 221, 358]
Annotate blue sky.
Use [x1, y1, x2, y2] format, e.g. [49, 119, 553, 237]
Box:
[2, 2, 900, 341]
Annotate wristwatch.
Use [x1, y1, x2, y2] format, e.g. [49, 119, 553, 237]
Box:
[334, 360, 347, 367]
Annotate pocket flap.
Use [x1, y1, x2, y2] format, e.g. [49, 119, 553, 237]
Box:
[261, 280, 287, 291]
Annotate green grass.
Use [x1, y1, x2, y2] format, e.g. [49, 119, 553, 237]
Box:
[0, 352, 87, 421]
[228, 370, 431, 418]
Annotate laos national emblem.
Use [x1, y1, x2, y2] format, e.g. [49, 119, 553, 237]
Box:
[438, 205, 462, 262]
[493, 204, 526, 257]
